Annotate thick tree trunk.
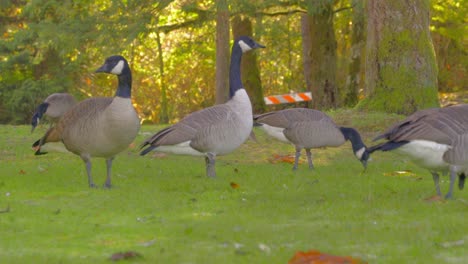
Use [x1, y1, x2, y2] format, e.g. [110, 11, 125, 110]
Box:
[232, 15, 266, 113]
[215, 0, 230, 104]
[360, 0, 439, 114]
[344, 0, 365, 107]
[301, 4, 337, 109]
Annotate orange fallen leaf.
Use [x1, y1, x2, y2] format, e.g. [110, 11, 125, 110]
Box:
[268, 154, 298, 164]
[424, 195, 445, 203]
[230, 182, 240, 189]
[288, 250, 366, 264]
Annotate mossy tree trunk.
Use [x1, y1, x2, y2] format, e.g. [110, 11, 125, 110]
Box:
[360, 0, 439, 114]
[215, 0, 230, 105]
[344, 0, 365, 107]
[232, 15, 266, 114]
[301, 3, 337, 109]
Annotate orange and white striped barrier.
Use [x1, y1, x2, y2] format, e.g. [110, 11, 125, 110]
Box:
[264, 92, 312, 105]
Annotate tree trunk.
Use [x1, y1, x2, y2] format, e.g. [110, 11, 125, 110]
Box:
[215, 0, 230, 104]
[301, 3, 337, 109]
[232, 15, 266, 114]
[360, 0, 439, 114]
[301, 14, 313, 108]
[344, 0, 365, 107]
[156, 28, 169, 123]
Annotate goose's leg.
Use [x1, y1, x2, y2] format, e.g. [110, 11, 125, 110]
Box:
[205, 153, 216, 178]
[104, 157, 114, 188]
[81, 154, 95, 188]
[459, 173, 466, 190]
[445, 168, 456, 199]
[305, 148, 314, 169]
[431, 172, 441, 196]
[293, 147, 301, 171]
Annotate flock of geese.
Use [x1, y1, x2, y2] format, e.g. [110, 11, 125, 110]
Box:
[30, 36, 467, 199]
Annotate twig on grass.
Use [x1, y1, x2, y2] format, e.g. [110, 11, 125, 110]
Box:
[0, 204, 10, 213]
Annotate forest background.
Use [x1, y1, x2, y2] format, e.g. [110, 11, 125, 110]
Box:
[0, 0, 466, 124]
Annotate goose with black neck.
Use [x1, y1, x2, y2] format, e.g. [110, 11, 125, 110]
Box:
[33, 55, 140, 188]
[140, 36, 265, 178]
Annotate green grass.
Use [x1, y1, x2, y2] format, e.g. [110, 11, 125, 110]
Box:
[0, 110, 467, 263]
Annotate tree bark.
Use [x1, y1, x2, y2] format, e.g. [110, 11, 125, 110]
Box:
[360, 0, 439, 114]
[156, 28, 169, 123]
[215, 0, 230, 104]
[232, 15, 266, 113]
[344, 0, 365, 107]
[301, 3, 337, 109]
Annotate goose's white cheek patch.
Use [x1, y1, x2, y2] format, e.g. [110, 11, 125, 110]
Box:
[238, 40, 252, 52]
[111, 60, 124, 75]
[355, 147, 365, 159]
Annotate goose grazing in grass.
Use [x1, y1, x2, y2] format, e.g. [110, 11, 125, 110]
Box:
[31, 93, 77, 132]
[368, 104, 468, 198]
[254, 108, 370, 170]
[140, 36, 265, 178]
[33, 55, 140, 188]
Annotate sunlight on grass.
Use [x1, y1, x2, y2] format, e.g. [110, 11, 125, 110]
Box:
[0, 111, 467, 263]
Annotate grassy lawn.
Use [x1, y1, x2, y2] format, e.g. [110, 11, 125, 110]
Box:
[0, 110, 467, 263]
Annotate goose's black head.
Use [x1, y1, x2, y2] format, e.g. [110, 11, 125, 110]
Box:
[96, 55, 132, 98]
[235, 36, 265, 53]
[357, 148, 370, 169]
[95, 55, 130, 75]
[340, 127, 369, 169]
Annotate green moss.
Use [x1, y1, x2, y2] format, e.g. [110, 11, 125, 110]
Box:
[359, 9, 439, 114]
[359, 64, 439, 114]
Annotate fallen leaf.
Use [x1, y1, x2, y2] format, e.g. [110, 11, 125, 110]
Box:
[268, 154, 298, 164]
[383, 170, 417, 177]
[0, 204, 10, 214]
[109, 251, 142, 261]
[288, 250, 366, 264]
[150, 152, 167, 158]
[438, 239, 464, 248]
[230, 182, 240, 189]
[19, 170, 26, 174]
[424, 195, 445, 203]
[139, 239, 157, 247]
[258, 243, 271, 254]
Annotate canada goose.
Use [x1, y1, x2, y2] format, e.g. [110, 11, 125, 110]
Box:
[140, 36, 265, 178]
[33, 55, 140, 188]
[31, 93, 77, 132]
[254, 108, 370, 170]
[369, 104, 468, 198]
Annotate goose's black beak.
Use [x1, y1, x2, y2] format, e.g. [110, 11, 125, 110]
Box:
[255, 43, 266, 49]
[361, 159, 368, 170]
[95, 64, 109, 73]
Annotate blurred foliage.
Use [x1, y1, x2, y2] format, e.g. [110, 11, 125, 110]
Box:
[430, 0, 467, 92]
[0, 0, 465, 124]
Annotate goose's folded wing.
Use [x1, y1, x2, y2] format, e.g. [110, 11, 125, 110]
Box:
[254, 111, 290, 128]
[384, 113, 462, 146]
[142, 104, 232, 147]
